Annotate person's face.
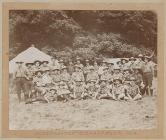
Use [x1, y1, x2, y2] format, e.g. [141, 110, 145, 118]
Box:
[114, 69, 120, 74]
[45, 71, 50, 75]
[90, 81, 95, 86]
[51, 58, 55, 62]
[130, 81, 135, 86]
[63, 69, 67, 73]
[50, 90, 56, 94]
[115, 80, 120, 85]
[102, 63, 106, 67]
[144, 58, 148, 63]
[69, 61, 73, 65]
[76, 60, 80, 64]
[124, 70, 129, 75]
[131, 60, 134, 63]
[76, 81, 81, 86]
[37, 72, 42, 77]
[86, 62, 89, 66]
[134, 69, 139, 73]
[75, 67, 79, 72]
[43, 62, 48, 66]
[94, 62, 97, 66]
[101, 81, 106, 86]
[35, 62, 40, 67]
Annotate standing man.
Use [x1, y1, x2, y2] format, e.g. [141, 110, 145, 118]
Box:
[13, 61, 28, 102]
[86, 66, 99, 84]
[41, 60, 49, 71]
[33, 60, 42, 72]
[142, 56, 154, 96]
[49, 56, 60, 70]
[75, 57, 84, 69]
[67, 60, 74, 75]
[60, 66, 71, 85]
[83, 59, 91, 80]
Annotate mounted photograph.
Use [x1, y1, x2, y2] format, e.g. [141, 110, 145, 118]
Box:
[2, 2, 165, 138]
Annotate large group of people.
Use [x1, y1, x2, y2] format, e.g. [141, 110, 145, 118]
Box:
[13, 54, 157, 104]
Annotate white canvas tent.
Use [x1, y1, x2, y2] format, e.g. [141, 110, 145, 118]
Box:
[9, 47, 53, 74]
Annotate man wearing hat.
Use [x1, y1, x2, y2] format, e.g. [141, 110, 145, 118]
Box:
[98, 60, 108, 77]
[71, 65, 85, 84]
[49, 56, 60, 70]
[97, 78, 114, 100]
[41, 60, 49, 71]
[32, 70, 45, 97]
[52, 66, 61, 88]
[43, 88, 58, 103]
[59, 59, 65, 70]
[86, 66, 99, 84]
[134, 54, 144, 70]
[67, 60, 74, 75]
[128, 57, 137, 71]
[108, 62, 114, 74]
[60, 66, 71, 85]
[83, 79, 100, 99]
[100, 66, 110, 82]
[57, 81, 71, 102]
[123, 67, 132, 81]
[25, 62, 35, 99]
[75, 57, 84, 69]
[112, 78, 127, 100]
[71, 78, 86, 100]
[33, 60, 42, 72]
[83, 59, 91, 78]
[141, 55, 154, 96]
[113, 66, 124, 82]
[126, 77, 142, 101]
[13, 61, 29, 102]
[42, 68, 53, 89]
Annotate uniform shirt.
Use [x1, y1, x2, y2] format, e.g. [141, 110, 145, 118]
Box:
[86, 72, 99, 82]
[26, 67, 34, 79]
[133, 73, 143, 86]
[141, 62, 153, 73]
[99, 84, 110, 95]
[13, 66, 28, 78]
[112, 84, 125, 95]
[33, 76, 44, 87]
[33, 66, 41, 72]
[100, 72, 110, 81]
[71, 72, 84, 82]
[123, 73, 132, 81]
[42, 74, 53, 85]
[134, 60, 144, 69]
[86, 84, 100, 93]
[98, 66, 105, 75]
[52, 74, 61, 83]
[60, 72, 71, 82]
[113, 73, 124, 81]
[127, 84, 140, 97]
[73, 84, 85, 93]
[83, 65, 91, 75]
[67, 65, 74, 75]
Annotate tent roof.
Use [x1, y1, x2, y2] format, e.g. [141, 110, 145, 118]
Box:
[9, 47, 53, 73]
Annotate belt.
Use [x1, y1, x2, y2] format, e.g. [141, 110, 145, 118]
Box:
[16, 77, 25, 79]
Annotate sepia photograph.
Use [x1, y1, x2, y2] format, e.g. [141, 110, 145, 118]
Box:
[7, 9, 158, 131]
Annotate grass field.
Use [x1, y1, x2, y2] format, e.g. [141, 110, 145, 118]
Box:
[9, 94, 157, 130]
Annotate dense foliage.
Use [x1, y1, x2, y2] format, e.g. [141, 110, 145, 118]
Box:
[9, 10, 157, 61]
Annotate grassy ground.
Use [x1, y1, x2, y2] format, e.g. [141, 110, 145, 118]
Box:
[9, 94, 157, 130]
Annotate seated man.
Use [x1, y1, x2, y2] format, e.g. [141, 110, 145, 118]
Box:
[127, 77, 142, 101]
[83, 79, 100, 99]
[97, 78, 114, 100]
[32, 70, 46, 97]
[112, 78, 129, 100]
[25, 88, 57, 104]
[57, 81, 71, 102]
[71, 78, 86, 100]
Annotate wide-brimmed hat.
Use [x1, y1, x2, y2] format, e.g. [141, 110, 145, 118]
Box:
[129, 77, 136, 81]
[76, 57, 81, 60]
[43, 67, 50, 72]
[75, 78, 82, 82]
[108, 62, 114, 65]
[129, 57, 136, 61]
[61, 66, 67, 70]
[34, 60, 41, 64]
[103, 67, 109, 70]
[113, 77, 122, 83]
[25, 63, 33, 66]
[49, 88, 57, 92]
[144, 55, 151, 60]
[89, 66, 95, 70]
[59, 81, 66, 86]
[123, 67, 131, 72]
[138, 54, 143, 58]
[121, 58, 128, 63]
[16, 61, 24, 64]
[116, 61, 122, 65]
[42, 60, 49, 64]
[35, 70, 43, 75]
[59, 59, 64, 63]
[52, 66, 60, 71]
[85, 59, 89, 62]
[102, 60, 107, 63]
[89, 79, 96, 83]
[114, 66, 120, 70]
[74, 65, 82, 69]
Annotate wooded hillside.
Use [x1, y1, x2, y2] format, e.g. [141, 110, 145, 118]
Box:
[9, 10, 157, 61]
